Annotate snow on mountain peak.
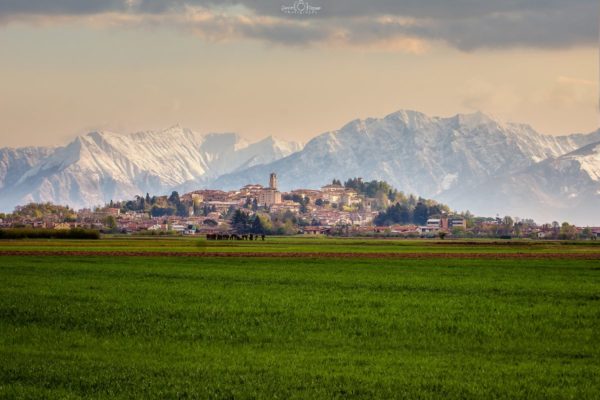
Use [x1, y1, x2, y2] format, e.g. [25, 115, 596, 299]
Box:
[0, 127, 301, 211]
[561, 140, 600, 181]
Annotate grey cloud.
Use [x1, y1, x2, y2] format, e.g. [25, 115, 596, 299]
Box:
[0, 0, 596, 50]
[0, 0, 127, 15]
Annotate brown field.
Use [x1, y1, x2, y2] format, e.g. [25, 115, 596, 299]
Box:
[2, 250, 600, 259]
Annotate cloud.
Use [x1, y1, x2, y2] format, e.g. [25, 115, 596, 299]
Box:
[0, 0, 597, 51]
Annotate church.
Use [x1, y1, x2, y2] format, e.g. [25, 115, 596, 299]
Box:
[257, 173, 282, 207]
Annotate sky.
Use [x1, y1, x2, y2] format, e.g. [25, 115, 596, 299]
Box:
[0, 0, 598, 147]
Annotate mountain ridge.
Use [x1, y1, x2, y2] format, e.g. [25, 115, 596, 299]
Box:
[1, 110, 599, 224]
[0, 127, 301, 211]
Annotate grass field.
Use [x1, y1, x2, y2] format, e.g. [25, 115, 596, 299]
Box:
[1, 238, 599, 398]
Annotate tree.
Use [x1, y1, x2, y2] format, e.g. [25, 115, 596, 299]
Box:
[232, 210, 251, 233]
[176, 203, 189, 217]
[300, 202, 308, 214]
[581, 227, 593, 240]
[251, 215, 266, 234]
[151, 206, 175, 217]
[559, 222, 577, 240]
[502, 216, 514, 236]
[104, 215, 118, 233]
[551, 221, 560, 239]
[168, 191, 180, 206]
[413, 202, 429, 225]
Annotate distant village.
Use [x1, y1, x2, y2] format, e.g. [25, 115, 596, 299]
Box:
[1, 173, 599, 240]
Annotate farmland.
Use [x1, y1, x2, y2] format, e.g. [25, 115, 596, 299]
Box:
[1, 238, 599, 398]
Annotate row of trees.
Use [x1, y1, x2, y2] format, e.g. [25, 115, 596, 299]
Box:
[373, 201, 449, 226]
[231, 210, 311, 235]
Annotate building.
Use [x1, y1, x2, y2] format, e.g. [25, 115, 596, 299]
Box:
[436, 215, 467, 231]
[270, 201, 301, 214]
[291, 189, 322, 204]
[269, 173, 278, 190]
[258, 189, 282, 207]
[53, 223, 72, 230]
[341, 190, 360, 207]
[204, 201, 239, 213]
[449, 217, 467, 229]
[321, 184, 346, 204]
[192, 190, 229, 202]
[240, 184, 264, 197]
[427, 219, 441, 230]
[257, 173, 282, 207]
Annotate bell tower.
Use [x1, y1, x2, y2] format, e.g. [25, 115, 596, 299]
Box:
[269, 173, 278, 190]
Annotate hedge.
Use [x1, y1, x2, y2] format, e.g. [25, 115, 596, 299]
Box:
[0, 228, 101, 240]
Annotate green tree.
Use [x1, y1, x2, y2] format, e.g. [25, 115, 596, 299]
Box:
[581, 227, 593, 240]
[168, 191, 180, 206]
[413, 203, 429, 226]
[232, 210, 251, 233]
[176, 203, 189, 217]
[104, 216, 118, 233]
[251, 215, 266, 234]
[559, 222, 578, 240]
[502, 216, 514, 236]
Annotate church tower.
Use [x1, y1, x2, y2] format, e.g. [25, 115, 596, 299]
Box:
[269, 173, 278, 190]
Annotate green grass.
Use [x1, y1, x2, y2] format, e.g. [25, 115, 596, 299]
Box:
[1, 248, 599, 398]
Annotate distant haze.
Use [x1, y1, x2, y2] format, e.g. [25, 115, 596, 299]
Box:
[0, 1, 598, 147]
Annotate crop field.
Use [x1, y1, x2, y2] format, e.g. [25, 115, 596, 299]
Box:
[1, 238, 599, 398]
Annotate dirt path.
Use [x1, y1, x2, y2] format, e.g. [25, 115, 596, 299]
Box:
[1, 250, 600, 260]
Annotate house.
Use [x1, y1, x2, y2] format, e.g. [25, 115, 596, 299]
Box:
[449, 217, 467, 229]
[270, 201, 301, 214]
[390, 225, 420, 235]
[191, 190, 229, 202]
[53, 223, 71, 230]
[240, 184, 264, 197]
[204, 201, 239, 213]
[302, 226, 329, 235]
[291, 189, 322, 204]
[426, 219, 441, 230]
[171, 224, 186, 233]
[340, 190, 360, 207]
[184, 225, 197, 235]
[106, 208, 121, 217]
[321, 184, 346, 204]
[420, 225, 439, 235]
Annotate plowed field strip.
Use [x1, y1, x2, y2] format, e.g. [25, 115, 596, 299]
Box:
[1, 250, 600, 259]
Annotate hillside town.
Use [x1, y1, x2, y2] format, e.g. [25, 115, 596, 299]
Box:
[1, 173, 598, 240]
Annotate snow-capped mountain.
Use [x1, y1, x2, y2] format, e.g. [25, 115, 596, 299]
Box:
[0, 126, 301, 211]
[1, 110, 598, 223]
[444, 141, 600, 225]
[0, 147, 56, 190]
[212, 110, 599, 195]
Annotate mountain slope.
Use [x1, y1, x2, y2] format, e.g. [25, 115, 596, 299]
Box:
[0, 127, 300, 211]
[444, 141, 600, 225]
[211, 110, 600, 196]
[0, 147, 56, 190]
